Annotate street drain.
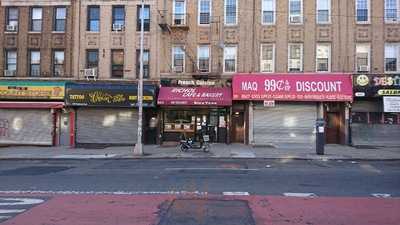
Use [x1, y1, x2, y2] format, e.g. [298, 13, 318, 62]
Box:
[157, 199, 256, 225]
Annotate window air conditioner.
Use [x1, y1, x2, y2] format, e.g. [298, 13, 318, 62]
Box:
[358, 65, 369, 72]
[289, 15, 302, 23]
[112, 24, 124, 31]
[174, 65, 184, 73]
[6, 25, 17, 31]
[84, 68, 98, 80]
[4, 70, 16, 77]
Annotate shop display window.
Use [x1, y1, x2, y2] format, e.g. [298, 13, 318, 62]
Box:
[164, 110, 195, 132]
[352, 112, 400, 124]
[384, 113, 399, 125]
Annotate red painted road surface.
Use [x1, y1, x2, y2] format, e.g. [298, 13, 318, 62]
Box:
[0, 194, 399, 225]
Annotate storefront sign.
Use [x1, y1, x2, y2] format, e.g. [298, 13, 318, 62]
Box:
[232, 74, 353, 102]
[263, 100, 275, 107]
[157, 87, 232, 106]
[0, 81, 65, 100]
[384, 96, 400, 112]
[177, 80, 216, 86]
[65, 83, 156, 107]
[353, 74, 400, 97]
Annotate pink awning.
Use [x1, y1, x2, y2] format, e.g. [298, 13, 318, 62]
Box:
[157, 87, 232, 106]
[233, 73, 353, 102]
[0, 101, 64, 109]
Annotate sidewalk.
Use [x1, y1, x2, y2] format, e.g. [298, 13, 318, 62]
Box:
[0, 143, 399, 160]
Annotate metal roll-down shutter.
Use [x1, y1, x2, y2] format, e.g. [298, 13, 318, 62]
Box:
[0, 109, 53, 145]
[76, 108, 138, 145]
[253, 103, 317, 148]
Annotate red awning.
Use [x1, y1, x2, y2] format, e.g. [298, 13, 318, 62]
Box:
[0, 102, 64, 109]
[157, 87, 232, 106]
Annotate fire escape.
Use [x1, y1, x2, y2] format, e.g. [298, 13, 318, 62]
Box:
[158, 10, 221, 79]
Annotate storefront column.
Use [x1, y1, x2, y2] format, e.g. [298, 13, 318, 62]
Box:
[344, 104, 350, 145]
[248, 101, 254, 144]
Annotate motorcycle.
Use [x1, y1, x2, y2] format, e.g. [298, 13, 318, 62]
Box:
[179, 134, 210, 152]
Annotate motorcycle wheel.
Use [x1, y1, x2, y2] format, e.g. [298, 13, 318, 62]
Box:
[180, 144, 189, 152]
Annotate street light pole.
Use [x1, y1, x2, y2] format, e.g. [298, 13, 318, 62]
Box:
[134, 0, 145, 155]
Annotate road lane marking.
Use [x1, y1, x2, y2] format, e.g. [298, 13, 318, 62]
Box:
[0, 198, 44, 206]
[372, 193, 391, 198]
[0, 190, 209, 196]
[165, 168, 259, 171]
[223, 192, 250, 196]
[283, 193, 317, 197]
[0, 209, 25, 214]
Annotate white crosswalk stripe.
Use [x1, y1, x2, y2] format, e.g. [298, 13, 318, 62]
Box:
[283, 193, 317, 197]
[0, 197, 45, 222]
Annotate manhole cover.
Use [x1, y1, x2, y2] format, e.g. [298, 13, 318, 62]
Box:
[0, 166, 73, 176]
[158, 199, 255, 225]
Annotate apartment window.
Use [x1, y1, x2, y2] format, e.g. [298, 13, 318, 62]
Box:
[288, 44, 303, 72]
[262, 0, 275, 24]
[6, 7, 18, 32]
[112, 6, 125, 31]
[224, 46, 237, 73]
[137, 5, 150, 31]
[385, 0, 399, 22]
[385, 44, 400, 72]
[316, 44, 331, 72]
[29, 50, 41, 77]
[289, 0, 302, 24]
[86, 49, 99, 69]
[356, 44, 370, 72]
[225, 0, 237, 25]
[198, 45, 210, 72]
[30, 8, 42, 32]
[199, 0, 211, 25]
[87, 6, 100, 31]
[356, 0, 369, 23]
[54, 7, 66, 32]
[173, 0, 186, 25]
[53, 50, 64, 76]
[172, 46, 185, 73]
[317, 0, 330, 23]
[260, 44, 274, 73]
[111, 50, 124, 78]
[136, 50, 150, 78]
[5, 50, 17, 76]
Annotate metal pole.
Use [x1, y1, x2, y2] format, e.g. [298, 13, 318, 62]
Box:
[134, 0, 145, 155]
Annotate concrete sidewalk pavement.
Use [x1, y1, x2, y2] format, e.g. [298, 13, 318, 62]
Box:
[0, 143, 399, 160]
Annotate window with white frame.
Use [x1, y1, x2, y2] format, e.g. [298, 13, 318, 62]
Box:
[260, 44, 274, 72]
[225, 0, 237, 25]
[199, 0, 211, 25]
[385, 44, 400, 72]
[288, 43, 303, 72]
[30, 7, 42, 32]
[29, 50, 41, 77]
[173, 0, 186, 25]
[53, 50, 65, 76]
[385, 0, 399, 22]
[316, 44, 331, 72]
[6, 7, 18, 31]
[5, 50, 17, 76]
[356, 44, 370, 72]
[172, 46, 185, 73]
[356, 0, 369, 23]
[224, 46, 237, 73]
[317, 0, 330, 23]
[198, 45, 210, 72]
[262, 0, 275, 24]
[289, 0, 302, 24]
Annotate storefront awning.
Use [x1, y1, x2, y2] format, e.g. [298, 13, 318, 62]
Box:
[157, 87, 232, 106]
[0, 101, 64, 109]
[232, 73, 353, 102]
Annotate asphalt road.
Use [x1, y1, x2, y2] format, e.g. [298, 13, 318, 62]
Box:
[0, 159, 399, 197]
